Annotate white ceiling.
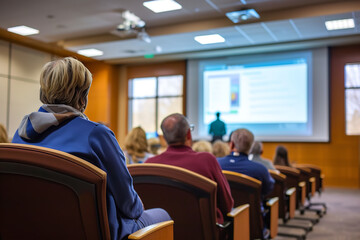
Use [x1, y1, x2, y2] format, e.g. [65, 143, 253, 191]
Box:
[1, 0, 360, 64]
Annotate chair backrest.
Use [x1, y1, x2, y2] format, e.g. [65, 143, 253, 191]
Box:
[267, 170, 287, 221]
[274, 165, 300, 190]
[128, 163, 218, 240]
[294, 164, 323, 193]
[275, 165, 305, 208]
[0, 143, 110, 240]
[222, 170, 264, 240]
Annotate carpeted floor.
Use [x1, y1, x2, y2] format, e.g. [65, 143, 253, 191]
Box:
[274, 187, 360, 240]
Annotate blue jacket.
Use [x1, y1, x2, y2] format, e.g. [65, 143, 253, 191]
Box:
[12, 105, 143, 240]
[218, 152, 275, 196]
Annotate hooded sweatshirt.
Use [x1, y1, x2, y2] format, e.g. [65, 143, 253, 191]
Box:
[12, 104, 144, 240]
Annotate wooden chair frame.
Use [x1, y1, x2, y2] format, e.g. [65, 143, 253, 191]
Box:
[222, 170, 279, 240]
[0, 143, 173, 240]
[128, 163, 249, 240]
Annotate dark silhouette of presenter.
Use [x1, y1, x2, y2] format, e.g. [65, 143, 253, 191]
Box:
[209, 112, 227, 143]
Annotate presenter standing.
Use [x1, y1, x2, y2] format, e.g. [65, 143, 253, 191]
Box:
[209, 112, 226, 143]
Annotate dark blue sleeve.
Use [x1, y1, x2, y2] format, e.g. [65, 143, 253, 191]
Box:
[88, 124, 144, 219]
[260, 166, 275, 196]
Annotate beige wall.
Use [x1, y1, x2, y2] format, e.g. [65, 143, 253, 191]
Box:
[0, 40, 51, 139]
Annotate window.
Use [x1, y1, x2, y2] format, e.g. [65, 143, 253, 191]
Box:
[345, 63, 360, 135]
[128, 75, 183, 135]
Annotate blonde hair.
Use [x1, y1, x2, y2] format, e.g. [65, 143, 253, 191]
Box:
[124, 127, 149, 163]
[192, 140, 213, 153]
[0, 123, 9, 143]
[40, 57, 92, 111]
[212, 140, 230, 157]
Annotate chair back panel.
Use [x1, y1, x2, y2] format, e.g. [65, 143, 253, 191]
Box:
[268, 170, 287, 220]
[222, 170, 263, 240]
[128, 164, 218, 240]
[0, 143, 110, 240]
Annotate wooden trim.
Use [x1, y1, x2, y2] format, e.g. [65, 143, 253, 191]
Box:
[222, 170, 262, 185]
[0, 28, 96, 63]
[128, 220, 174, 240]
[227, 204, 250, 240]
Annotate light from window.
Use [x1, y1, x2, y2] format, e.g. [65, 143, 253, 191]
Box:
[345, 63, 360, 135]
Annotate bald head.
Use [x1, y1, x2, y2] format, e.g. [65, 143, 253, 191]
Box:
[161, 113, 190, 145]
[231, 128, 254, 154]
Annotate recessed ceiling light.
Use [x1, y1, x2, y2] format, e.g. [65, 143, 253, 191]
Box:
[325, 18, 355, 31]
[194, 34, 225, 45]
[7, 25, 39, 36]
[77, 49, 103, 57]
[143, 0, 182, 13]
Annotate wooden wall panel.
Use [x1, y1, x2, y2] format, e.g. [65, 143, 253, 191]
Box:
[262, 45, 360, 188]
[84, 62, 119, 136]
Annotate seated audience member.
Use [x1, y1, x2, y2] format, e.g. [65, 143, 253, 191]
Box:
[212, 140, 230, 158]
[124, 126, 153, 164]
[249, 141, 277, 171]
[11, 57, 170, 240]
[192, 140, 213, 153]
[146, 113, 234, 224]
[274, 145, 292, 167]
[218, 129, 275, 197]
[147, 137, 161, 155]
[0, 123, 9, 143]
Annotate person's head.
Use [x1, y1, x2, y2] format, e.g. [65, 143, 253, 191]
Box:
[161, 113, 192, 146]
[274, 145, 290, 166]
[216, 112, 220, 119]
[40, 57, 92, 112]
[124, 126, 149, 162]
[0, 123, 9, 143]
[147, 137, 161, 155]
[250, 141, 263, 156]
[192, 140, 212, 153]
[212, 140, 230, 157]
[230, 128, 254, 154]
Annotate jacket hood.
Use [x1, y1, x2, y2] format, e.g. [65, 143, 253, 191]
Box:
[17, 104, 87, 140]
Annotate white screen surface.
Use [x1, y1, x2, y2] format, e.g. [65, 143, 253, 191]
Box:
[187, 48, 329, 142]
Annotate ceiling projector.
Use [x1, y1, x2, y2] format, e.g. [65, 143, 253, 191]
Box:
[226, 9, 260, 23]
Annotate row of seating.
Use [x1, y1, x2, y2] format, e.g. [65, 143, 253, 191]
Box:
[0, 143, 327, 240]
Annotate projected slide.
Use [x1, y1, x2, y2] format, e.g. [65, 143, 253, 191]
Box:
[203, 59, 308, 125]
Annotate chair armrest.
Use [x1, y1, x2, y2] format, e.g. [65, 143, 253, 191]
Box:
[298, 181, 306, 206]
[227, 204, 250, 240]
[286, 187, 296, 219]
[266, 197, 279, 239]
[128, 220, 174, 240]
[309, 177, 316, 197]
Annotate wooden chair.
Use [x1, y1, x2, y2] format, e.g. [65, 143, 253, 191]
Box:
[293, 164, 327, 215]
[275, 165, 319, 225]
[267, 170, 296, 222]
[268, 171, 309, 239]
[0, 143, 173, 240]
[222, 170, 279, 240]
[128, 163, 250, 240]
[274, 165, 306, 210]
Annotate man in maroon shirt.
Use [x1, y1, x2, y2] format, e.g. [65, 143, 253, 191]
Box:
[146, 113, 234, 224]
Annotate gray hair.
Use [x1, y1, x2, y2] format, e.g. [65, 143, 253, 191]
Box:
[250, 141, 262, 155]
[231, 128, 254, 154]
[161, 113, 190, 145]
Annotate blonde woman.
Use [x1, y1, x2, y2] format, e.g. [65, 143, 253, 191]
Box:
[212, 140, 230, 158]
[124, 127, 154, 164]
[192, 140, 213, 153]
[0, 123, 9, 143]
[12, 57, 170, 240]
